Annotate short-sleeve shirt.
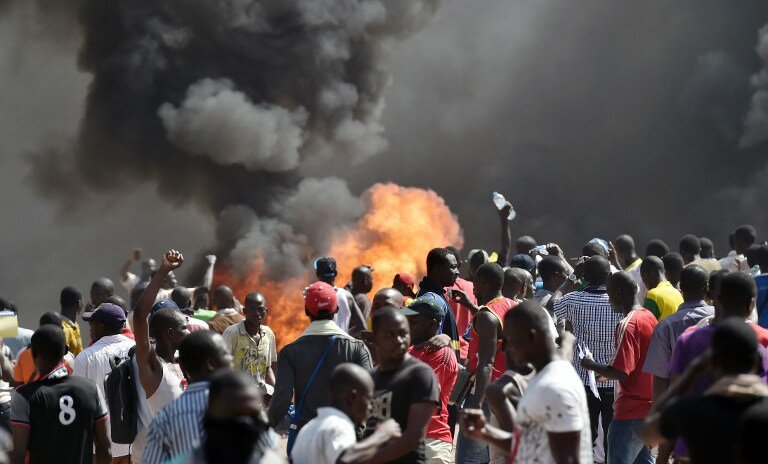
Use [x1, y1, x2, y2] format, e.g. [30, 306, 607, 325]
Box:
[368, 355, 439, 464]
[62, 318, 84, 356]
[291, 407, 357, 464]
[611, 308, 657, 420]
[642, 300, 713, 379]
[408, 344, 458, 444]
[515, 360, 592, 464]
[553, 286, 622, 387]
[660, 395, 768, 464]
[222, 322, 277, 386]
[11, 365, 109, 464]
[14, 346, 74, 385]
[644, 281, 684, 321]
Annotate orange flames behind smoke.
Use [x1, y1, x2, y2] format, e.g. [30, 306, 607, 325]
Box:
[220, 183, 464, 349]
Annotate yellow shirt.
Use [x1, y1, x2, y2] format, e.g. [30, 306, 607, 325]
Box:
[222, 322, 276, 385]
[644, 281, 684, 321]
[62, 318, 83, 355]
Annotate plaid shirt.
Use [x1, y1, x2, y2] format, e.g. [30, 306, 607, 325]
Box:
[554, 286, 622, 387]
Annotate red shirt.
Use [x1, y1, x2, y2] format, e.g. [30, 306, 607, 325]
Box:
[611, 308, 657, 420]
[121, 327, 135, 340]
[409, 344, 458, 443]
[447, 278, 476, 361]
[468, 297, 514, 381]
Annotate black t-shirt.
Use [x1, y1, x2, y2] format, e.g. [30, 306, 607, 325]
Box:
[660, 395, 768, 464]
[11, 369, 108, 464]
[368, 355, 439, 464]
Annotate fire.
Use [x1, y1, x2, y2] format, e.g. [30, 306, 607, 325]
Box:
[220, 183, 464, 348]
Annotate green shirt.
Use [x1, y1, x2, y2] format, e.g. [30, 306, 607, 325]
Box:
[644, 281, 684, 321]
[191, 309, 216, 322]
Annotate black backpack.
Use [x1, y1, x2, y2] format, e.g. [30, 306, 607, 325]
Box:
[104, 347, 138, 444]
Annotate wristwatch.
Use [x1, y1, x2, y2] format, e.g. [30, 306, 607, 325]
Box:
[567, 273, 579, 283]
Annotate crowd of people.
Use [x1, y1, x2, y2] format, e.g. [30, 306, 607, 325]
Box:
[1, 205, 768, 464]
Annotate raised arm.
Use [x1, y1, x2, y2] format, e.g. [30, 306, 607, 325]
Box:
[202, 254, 217, 290]
[120, 248, 140, 283]
[133, 250, 184, 398]
[498, 202, 513, 266]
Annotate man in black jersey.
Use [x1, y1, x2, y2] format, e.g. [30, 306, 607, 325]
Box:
[10, 326, 111, 464]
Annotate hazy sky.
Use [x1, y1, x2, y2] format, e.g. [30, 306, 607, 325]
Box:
[2, 0, 768, 329]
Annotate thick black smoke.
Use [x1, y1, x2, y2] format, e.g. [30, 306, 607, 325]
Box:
[339, 0, 768, 255]
[27, 0, 440, 278]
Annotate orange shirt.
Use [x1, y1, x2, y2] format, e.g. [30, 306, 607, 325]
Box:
[13, 347, 74, 385]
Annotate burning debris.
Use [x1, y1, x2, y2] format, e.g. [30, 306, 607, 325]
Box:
[221, 183, 463, 347]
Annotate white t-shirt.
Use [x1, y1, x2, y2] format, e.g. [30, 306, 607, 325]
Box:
[291, 407, 357, 464]
[515, 360, 592, 464]
[333, 288, 353, 333]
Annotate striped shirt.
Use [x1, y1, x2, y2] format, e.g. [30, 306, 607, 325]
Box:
[554, 286, 623, 387]
[142, 381, 209, 464]
[73, 333, 135, 457]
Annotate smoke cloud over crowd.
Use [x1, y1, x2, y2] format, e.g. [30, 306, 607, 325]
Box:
[24, 0, 441, 279]
[2, 0, 768, 322]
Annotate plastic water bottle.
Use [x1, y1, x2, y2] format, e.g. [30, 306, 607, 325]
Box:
[492, 192, 516, 220]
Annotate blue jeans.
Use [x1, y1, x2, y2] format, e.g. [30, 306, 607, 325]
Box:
[607, 418, 654, 464]
[456, 402, 490, 464]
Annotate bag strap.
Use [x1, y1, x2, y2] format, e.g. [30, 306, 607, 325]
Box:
[291, 335, 338, 427]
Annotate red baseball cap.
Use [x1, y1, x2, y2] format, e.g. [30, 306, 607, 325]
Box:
[305, 282, 338, 316]
[393, 273, 416, 297]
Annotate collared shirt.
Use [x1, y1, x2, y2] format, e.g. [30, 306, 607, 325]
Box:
[644, 281, 684, 321]
[642, 300, 714, 379]
[61, 317, 84, 355]
[554, 286, 622, 387]
[222, 321, 277, 386]
[142, 381, 210, 464]
[73, 333, 135, 457]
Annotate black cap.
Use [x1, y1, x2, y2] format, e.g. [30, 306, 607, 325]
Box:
[314, 257, 337, 278]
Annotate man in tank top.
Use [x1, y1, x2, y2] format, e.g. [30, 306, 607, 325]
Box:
[131, 250, 191, 462]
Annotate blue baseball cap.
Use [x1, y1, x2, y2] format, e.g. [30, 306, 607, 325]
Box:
[151, 300, 180, 315]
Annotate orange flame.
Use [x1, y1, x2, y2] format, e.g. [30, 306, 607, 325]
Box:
[220, 182, 463, 348]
